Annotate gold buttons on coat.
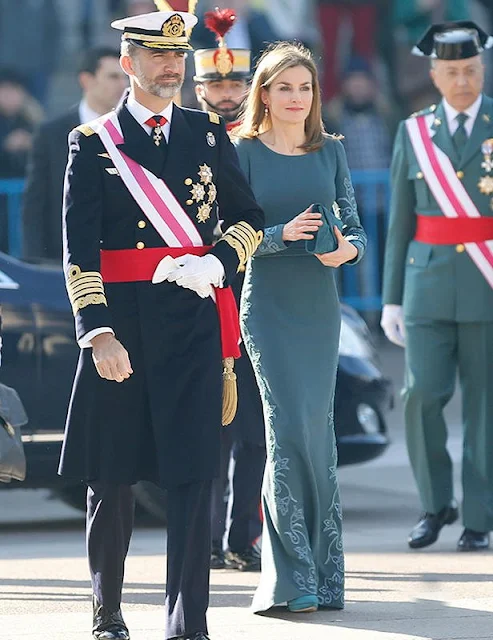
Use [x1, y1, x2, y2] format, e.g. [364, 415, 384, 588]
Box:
[186, 199, 194, 205]
[456, 244, 465, 253]
[456, 170, 464, 179]
[184, 178, 193, 185]
[416, 171, 423, 179]
[137, 220, 146, 229]
[136, 241, 145, 250]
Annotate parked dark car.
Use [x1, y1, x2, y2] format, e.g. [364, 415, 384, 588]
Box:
[0, 251, 392, 521]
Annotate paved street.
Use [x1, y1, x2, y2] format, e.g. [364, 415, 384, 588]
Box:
[1, 341, 492, 640]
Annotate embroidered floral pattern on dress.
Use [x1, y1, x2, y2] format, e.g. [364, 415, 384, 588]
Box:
[265, 418, 344, 606]
[255, 225, 286, 255]
[338, 177, 359, 227]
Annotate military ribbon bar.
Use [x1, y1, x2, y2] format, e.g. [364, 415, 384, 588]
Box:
[406, 113, 493, 289]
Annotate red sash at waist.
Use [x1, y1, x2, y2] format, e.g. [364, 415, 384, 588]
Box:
[100, 247, 240, 359]
[414, 214, 493, 244]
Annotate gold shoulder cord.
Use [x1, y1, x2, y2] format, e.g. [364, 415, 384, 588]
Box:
[66, 265, 107, 315]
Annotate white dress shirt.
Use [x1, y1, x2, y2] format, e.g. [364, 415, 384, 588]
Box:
[78, 99, 102, 125]
[126, 95, 173, 142]
[442, 94, 483, 137]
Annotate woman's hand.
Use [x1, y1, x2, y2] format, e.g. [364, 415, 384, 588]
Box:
[315, 226, 358, 267]
[282, 207, 323, 242]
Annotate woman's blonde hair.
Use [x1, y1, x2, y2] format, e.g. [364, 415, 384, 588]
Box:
[234, 41, 327, 152]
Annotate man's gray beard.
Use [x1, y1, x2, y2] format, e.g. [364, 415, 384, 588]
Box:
[143, 80, 183, 99]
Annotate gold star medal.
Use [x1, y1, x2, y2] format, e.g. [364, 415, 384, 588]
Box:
[197, 203, 211, 223]
[198, 164, 213, 185]
[478, 175, 493, 195]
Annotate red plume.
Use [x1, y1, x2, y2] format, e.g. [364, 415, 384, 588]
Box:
[204, 8, 236, 41]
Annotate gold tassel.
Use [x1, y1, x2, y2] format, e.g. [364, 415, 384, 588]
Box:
[222, 356, 237, 426]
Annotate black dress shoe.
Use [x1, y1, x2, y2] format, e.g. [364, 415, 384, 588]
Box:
[457, 528, 490, 551]
[408, 503, 459, 549]
[93, 597, 130, 640]
[224, 546, 261, 571]
[210, 544, 225, 569]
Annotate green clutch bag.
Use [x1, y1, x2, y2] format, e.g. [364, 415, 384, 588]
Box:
[305, 202, 343, 255]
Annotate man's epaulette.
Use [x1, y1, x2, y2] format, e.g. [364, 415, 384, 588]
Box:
[409, 104, 437, 119]
[208, 111, 220, 125]
[75, 124, 96, 137]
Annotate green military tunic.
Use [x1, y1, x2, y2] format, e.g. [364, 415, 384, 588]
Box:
[383, 95, 493, 531]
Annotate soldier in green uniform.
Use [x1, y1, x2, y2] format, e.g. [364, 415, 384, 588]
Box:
[382, 21, 493, 552]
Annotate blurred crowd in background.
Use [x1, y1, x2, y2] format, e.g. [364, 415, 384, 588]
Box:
[1, 0, 493, 304]
[1, 0, 492, 183]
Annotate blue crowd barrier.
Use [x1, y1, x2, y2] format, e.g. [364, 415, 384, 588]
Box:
[0, 178, 25, 259]
[0, 171, 390, 311]
[343, 169, 390, 312]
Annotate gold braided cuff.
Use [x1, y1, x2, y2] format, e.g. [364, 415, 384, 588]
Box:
[218, 222, 263, 271]
[66, 265, 107, 315]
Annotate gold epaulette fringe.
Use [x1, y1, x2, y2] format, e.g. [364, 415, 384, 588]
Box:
[222, 357, 237, 426]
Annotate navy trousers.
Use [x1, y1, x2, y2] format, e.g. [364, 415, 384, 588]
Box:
[87, 480, 212, 639]
[211, 432, 266, 552]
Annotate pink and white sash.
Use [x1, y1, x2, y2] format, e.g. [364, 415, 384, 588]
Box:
[406, 113, 493, 288]
[91, 111, 203, 248]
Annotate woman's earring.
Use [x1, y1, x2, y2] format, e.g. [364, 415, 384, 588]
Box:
[264, 104, 269, 116]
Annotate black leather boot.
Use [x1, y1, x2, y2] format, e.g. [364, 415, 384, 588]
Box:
[92, 596, 130, 640]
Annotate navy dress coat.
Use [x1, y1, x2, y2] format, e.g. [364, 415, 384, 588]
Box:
[58, 98, 264, 488]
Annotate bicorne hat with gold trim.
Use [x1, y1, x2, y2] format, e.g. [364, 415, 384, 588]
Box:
[193, 8, 251, 82]
[413, 21, 493, 59]
[111, 11, 198, 52]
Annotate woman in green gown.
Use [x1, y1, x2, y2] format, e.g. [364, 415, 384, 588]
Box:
[233, 43, 367, 614]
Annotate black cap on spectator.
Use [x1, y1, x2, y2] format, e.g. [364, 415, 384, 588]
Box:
[413, 21, 493, 59]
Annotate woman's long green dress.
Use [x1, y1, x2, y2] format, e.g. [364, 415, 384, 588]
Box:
[236, 136, 367, 613]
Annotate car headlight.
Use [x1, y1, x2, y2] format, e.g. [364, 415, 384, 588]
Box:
[339, 317, 372, 359]
[356, 403, 381, 434]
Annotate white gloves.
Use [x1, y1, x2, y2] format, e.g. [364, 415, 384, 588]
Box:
[153, 253, 225, 299]
[381, 304, 406, 348]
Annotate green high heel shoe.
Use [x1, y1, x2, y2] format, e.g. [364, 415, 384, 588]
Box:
[287, 595, 319, 613]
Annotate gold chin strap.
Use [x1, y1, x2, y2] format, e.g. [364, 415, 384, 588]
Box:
[222, 356, 237, 426]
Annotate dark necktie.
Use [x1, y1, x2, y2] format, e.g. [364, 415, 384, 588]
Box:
[145, 115, 167, 147]
[452, 112, 469, 153]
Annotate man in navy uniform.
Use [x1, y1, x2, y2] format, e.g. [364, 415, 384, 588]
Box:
[193, 7, 266, 572]
[59, 9, 264, 640]
[382, 22, 493, 552]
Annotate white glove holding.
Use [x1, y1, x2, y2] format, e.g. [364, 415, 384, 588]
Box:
[152, 255, 180, 284]
[381, 304, 406, 348]
[166, 253, 225, 299]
